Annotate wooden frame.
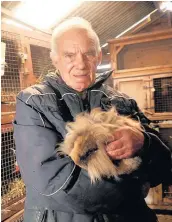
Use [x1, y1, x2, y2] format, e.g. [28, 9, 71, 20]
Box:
[109, 30, 172, 121]
[114, 76, 149, 112]
[108, 29, 172, 77]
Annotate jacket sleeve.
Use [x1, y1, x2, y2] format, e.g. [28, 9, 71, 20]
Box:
[13, 90, 131, 213]
[13, 95, 76, 198]
[130, 99, 172, 187]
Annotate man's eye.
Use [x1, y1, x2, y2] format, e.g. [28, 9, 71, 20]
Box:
[85, 52, 96, 57]
[65, 54, 74, 58]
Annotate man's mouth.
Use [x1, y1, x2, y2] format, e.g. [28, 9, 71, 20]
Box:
[74, 74, 88, 77]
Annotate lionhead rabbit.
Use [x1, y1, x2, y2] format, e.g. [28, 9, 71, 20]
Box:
[59, 108, 144, 183]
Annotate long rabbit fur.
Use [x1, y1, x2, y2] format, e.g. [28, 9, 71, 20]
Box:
[59, 107, 144, 183]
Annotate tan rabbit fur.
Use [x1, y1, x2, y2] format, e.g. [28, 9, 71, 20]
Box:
[59, 107, 144, 183]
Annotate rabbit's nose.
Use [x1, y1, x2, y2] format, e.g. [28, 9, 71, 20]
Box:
[80, 147, 98, 162]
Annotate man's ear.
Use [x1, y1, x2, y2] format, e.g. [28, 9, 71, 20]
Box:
[50, 51, 58, 68]
[97, 50, 102, 66]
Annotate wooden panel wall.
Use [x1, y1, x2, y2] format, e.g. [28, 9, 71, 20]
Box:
[117, 38, 172, 70]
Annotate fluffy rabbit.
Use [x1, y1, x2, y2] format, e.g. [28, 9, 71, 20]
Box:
[59, 108, 144, 183]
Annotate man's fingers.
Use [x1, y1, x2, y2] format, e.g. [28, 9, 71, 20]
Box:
[114, 152, 132, 160]
[105, 139, 123, 152]
[106, 147, 127, 159]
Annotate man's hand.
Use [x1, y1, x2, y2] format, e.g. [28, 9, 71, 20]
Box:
[105, 126, 144, 160]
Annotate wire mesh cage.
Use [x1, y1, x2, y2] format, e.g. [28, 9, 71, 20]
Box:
[30, 44, 55, 79]
[1, 31, 22, 126]
[1, 126, 26, 209]
[1, 31, 22, 96]
[154, 77, 172, 113]
[1, 30, 25, 213]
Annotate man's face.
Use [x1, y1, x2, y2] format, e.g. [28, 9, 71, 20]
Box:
[52, 28, 102, 92]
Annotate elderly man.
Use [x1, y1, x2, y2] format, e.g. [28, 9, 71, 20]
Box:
[13, 17, 171, 222]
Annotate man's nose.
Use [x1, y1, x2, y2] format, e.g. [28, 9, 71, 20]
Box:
[74, 53, 87, 69]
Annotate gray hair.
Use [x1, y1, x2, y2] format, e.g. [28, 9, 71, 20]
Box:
[51, 17, 101, 55]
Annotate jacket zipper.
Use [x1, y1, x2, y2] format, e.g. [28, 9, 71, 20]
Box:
[77, 90, 89, 112]
[77, 95, 84, 112]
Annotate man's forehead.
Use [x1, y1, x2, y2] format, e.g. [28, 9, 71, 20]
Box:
[58, 29, 96, 46]
[62, 44, 96, 52]
[58, 39, 97, 54]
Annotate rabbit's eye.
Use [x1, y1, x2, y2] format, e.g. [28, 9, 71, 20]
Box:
[80, 147, 98, 162]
